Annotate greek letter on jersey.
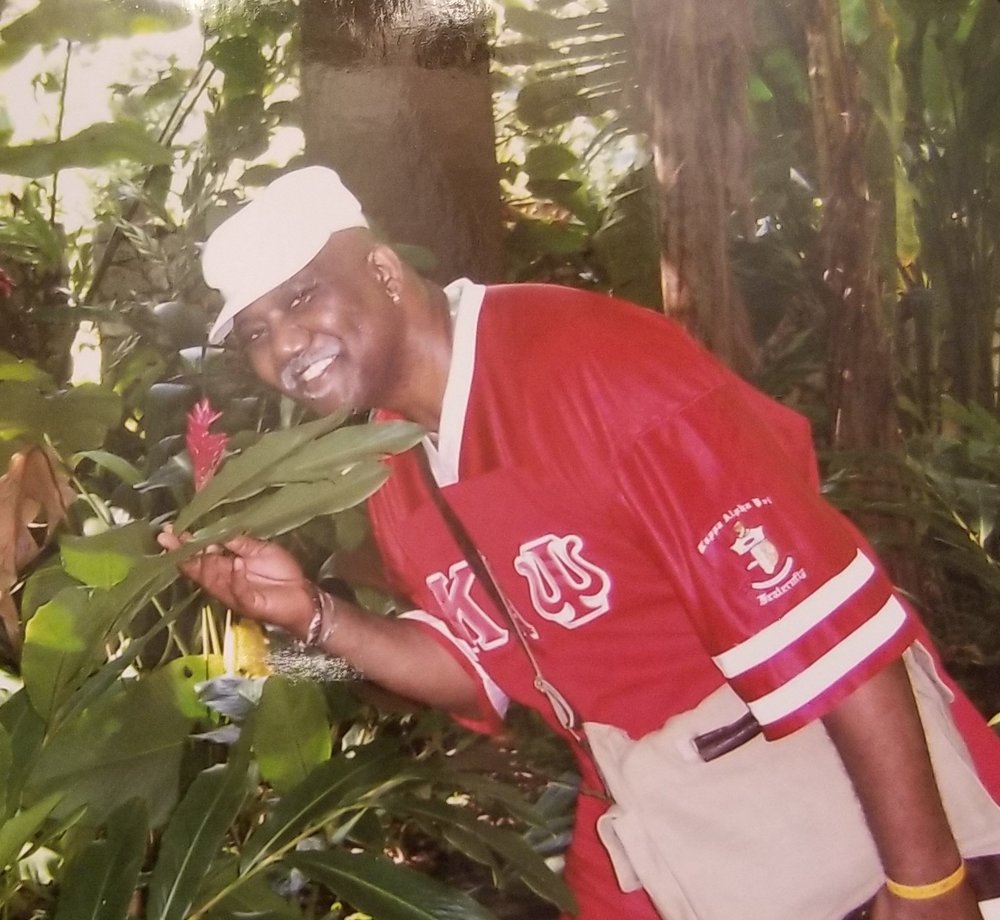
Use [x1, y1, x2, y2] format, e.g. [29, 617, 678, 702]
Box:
[426, 562, 508, 650]
[514, 534, 611, 629]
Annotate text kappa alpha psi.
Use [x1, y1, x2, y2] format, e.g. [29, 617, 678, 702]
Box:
[422, 498, 813, 656]
[698, 494, 809, 607]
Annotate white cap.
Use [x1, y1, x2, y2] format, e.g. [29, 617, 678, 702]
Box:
[202, 166, 369, 344]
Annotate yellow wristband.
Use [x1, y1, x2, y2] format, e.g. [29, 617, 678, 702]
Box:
[885, 861, 966, 900]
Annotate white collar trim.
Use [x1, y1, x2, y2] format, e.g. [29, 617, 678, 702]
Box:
[423, 278, 485, 486]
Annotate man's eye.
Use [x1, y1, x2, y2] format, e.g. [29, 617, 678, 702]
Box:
[239, 326, 266, 347]
[288, 290, 312, 311]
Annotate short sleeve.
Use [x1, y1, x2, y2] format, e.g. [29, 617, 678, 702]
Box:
[398, 609, 510, 736]
[616, 384, 917, 739]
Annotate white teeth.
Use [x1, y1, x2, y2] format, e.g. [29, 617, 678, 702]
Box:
[301, 356, 334, 382]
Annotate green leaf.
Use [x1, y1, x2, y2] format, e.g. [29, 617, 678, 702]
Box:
[287, 849, 498, 920]
[0, 350, 52, 384]
[0, 381, 121, 453]
[0, 723, 11, 817]
[523, 143, 579, 180]
[71, 450, 143, 486]
[195, 462, 392, 544]
[21, 587, 109, 723]
[241, 742, 409, 872]
[207, 36, 268, 99]
[173, 412, 348, 533]
[54, 801, 148, 920]
[254, 677, 331, 794]
[0, 0, 189, 66]
[262, 421, 424, 485]
[0, 122, 172, 178]
[517, 75, 590, 128]
[60, 521, 154, 589]
[195, 855, 301, 920]
[390, 796, 575, 913]
[0, 690, 46, 814]
[85, 551, 180, 639]
[147, 747, 252, 920]
[26, 665, 198, 826]
[839, 0, 872, 45]
[0, 792, 62, 872]
[508, 217, 589, 257]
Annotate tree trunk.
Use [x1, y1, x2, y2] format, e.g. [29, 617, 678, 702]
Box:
[627, 0, 758, 378]
[299, 0, 503, 284]
[805, 0, 897, 452]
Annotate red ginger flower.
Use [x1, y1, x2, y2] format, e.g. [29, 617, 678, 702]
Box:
[186, 397, 228, 491]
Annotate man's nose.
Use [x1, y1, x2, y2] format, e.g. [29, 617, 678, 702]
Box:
[270, 320, 309, 358]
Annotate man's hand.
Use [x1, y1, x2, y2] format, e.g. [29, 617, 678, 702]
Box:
[158, 527, 314, 640]
[159, 526, 483, 720]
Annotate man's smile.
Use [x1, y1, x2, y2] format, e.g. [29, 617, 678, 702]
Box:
[301, 355, 335, 382]
[280, 341, 343, 396]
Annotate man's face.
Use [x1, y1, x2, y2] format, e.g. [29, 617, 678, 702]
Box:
[231, 234, 403, 416]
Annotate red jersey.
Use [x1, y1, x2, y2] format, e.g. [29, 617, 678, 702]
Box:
[369, 282, 917, 741]
[367, 282, 1000, 920]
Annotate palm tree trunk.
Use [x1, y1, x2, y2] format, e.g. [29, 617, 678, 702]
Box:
[805, 0, 898, 452]
[628, 0, 758, 377]
[299, 0, 503, 283]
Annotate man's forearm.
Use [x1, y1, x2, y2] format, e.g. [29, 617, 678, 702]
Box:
[309, 590, 483, 720]
[822, 658, 980, 916]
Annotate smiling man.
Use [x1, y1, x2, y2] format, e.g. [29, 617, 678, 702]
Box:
[165, 166, 1000, 920]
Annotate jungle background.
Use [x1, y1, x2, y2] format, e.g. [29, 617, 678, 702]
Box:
[0, 0, 998, 917]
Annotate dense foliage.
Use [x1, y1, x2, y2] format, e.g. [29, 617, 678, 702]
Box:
[0, 0, 998, 917]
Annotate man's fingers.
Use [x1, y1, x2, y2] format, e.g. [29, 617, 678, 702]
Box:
[222, 533, 270, 557]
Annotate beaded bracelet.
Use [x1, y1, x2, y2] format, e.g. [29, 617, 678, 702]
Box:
[304, 584, 338, 648]
[885, 861, 966, 900]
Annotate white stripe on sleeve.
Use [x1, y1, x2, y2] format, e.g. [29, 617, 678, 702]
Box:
[745, 595, 908, 726]
[713, 550, 876, 678]
[399, 609, 510, 719]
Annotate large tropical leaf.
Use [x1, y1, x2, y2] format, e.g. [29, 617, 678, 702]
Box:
[53, 801, 148, 920]
[173, 412, 349, 532]
[20, 552, 185, 724]
[0, 122, 172, 178]
[253, 676, 331, 794]
[25, 663, 202, 826]
[388, 794, 576, 914]
[193, 462, 393, 543]
[146, 745, 252, 920]
[60, 521, 154, 589]
[21, 586, 110, 722]
[0, 723, 10, 817]
[0, 690, 45, 815]
[240, 741, 412, 872]
[287, 848, 498, 920]
[0, 791, 62, 873]
[0, 0, 189, 66]
[174, 415, 420, 533]
[195, 855, 301, 920]
[0, 381, 122, 460]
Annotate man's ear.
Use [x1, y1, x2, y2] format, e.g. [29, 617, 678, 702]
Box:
[367, 244, 405, 302]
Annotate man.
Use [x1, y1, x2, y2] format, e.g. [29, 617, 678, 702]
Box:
[161, 166, 1000, 919]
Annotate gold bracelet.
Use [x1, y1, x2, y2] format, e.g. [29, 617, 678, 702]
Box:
[885, 861, 966, 900]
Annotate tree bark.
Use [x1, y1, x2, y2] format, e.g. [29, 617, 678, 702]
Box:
[627, 0, 758, 378]
[805, 0, 898, 452]
[299, 0, 503, 284]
